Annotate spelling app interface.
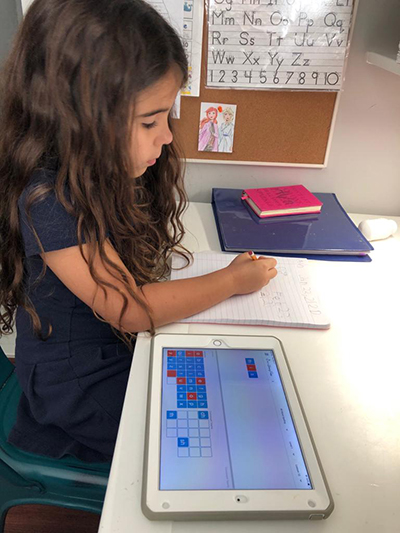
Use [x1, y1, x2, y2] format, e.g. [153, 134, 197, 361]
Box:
[160, 348, 312, 491]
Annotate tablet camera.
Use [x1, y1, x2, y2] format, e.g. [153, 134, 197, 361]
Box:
[235, 495, 249, 504]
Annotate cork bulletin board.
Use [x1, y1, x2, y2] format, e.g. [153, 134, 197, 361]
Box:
[171, 0, 353, 167]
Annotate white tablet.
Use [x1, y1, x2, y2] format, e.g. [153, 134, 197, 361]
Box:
[142, 333, 333, 521]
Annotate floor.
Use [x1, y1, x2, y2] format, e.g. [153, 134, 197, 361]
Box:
[4, 505, 100, 533]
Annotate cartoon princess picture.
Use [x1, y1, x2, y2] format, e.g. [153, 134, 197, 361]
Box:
[198, 106, 219, 152]
[218, 106, 235, 153]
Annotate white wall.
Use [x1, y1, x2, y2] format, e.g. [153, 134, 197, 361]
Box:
[184, 0, 400, 216]
[0, 0, 19, 65]
[19, 0, 32, 16]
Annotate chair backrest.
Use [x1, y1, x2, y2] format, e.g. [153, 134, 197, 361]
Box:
[0, 345, 21, 441]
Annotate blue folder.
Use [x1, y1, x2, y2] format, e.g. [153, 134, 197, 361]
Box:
[211, 188, 373, 262]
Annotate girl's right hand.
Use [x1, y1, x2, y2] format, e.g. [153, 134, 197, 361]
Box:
[225, 252, 278, 295]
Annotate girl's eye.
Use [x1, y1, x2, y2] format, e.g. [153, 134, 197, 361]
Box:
[143, 121, 157, 129]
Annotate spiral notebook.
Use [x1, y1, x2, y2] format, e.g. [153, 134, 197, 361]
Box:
[171, 252, 330, 330]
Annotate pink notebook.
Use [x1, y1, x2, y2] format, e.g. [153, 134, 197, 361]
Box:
[241, 185, 323, 218]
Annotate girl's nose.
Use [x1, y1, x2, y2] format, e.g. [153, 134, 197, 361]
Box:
[162, 124, 173, 146]
[164, 126, 174, 144]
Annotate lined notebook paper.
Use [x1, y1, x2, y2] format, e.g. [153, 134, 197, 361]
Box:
[171, 252, 330, 329]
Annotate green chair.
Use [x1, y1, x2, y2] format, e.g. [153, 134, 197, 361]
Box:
[0, 346, 110, 532]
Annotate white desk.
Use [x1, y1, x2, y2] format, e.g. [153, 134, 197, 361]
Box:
[99, 204, 400, 533]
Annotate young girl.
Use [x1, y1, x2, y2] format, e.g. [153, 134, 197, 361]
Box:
[198, 107, 219, 152]
[0, 0, 277, 463]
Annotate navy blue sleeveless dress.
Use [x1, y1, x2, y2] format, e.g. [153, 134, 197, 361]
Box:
[7, 168, 134, 462]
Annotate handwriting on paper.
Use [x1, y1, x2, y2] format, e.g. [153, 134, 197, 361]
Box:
[170, 252, 330, 329]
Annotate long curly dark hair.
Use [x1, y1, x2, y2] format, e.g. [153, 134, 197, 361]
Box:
[0, 0, 190, 344]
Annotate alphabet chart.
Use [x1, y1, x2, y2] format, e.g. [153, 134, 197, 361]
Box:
[146, 0, 183, 36]
[147, 0, 204, 97]
[182, 0, 204, 96]
[207, 0, 355, 90]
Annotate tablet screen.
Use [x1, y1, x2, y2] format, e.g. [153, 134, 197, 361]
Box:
[160, 348, 312, 491]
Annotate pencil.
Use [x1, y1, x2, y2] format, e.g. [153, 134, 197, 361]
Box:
[248, 251, 258, 261]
